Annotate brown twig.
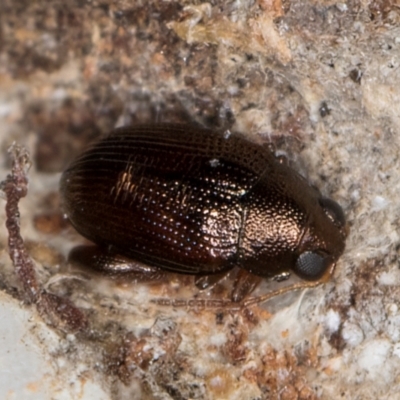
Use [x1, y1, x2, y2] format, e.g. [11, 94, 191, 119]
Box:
[2, 145, 39, 303]
[1, 144, 87, 332]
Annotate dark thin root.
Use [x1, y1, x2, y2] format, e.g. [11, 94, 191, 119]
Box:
[1, 144, 87, 332]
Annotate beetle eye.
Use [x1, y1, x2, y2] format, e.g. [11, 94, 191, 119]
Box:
[319, 197, 346, 228]
[294, 251, 332, 280]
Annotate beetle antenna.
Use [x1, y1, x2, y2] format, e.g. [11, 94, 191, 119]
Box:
[242, 280, 324, 307]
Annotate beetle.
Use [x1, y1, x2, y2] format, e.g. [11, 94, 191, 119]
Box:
[60, 124, 347, 302]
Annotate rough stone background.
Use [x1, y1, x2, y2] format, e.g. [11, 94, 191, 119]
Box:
[1, 0, 400, 399]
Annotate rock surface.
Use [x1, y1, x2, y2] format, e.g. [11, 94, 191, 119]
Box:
[1, 0, 400, 399]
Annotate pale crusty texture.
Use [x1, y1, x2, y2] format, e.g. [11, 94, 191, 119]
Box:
[1, 0, 400, 399]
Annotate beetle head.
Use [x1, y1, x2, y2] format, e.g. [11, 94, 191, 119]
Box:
[293, 196, 347, 281]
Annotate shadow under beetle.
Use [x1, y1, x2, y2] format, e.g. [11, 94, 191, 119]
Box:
[60, 124, 347, 303]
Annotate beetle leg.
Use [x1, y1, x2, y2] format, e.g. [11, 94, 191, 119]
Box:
[194, 270, 232, 291]
[68, 245, 165, 281]
[231, 269, 262, 302]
